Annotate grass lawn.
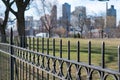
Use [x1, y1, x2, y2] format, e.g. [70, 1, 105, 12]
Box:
[1, 37, 120, 80]
[27, 38, 120, 70]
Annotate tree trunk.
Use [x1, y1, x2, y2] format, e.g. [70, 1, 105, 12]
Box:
[0, 25, 6, 43]
[16, 11, 26, 48]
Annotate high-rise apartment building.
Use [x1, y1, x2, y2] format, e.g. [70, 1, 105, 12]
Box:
[62, 3, 71, 36]
[106, 5, 116, 28]
[62, 3, 71, 23]
[25, 16, 33, 29]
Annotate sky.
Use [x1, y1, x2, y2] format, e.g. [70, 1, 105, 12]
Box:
[57, 0, 120, 24]
[0, 0, 120, 24]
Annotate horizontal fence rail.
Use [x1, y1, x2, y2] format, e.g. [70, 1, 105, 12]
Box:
[0, 41, 120, 80]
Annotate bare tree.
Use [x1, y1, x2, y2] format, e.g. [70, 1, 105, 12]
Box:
[54, 27, 66, 37]
[34, 0, 58, 37]
[2, 0, 32, 47]
[71, 7, 86, 38]
[71, 13, 86, 38]
[78, 14, 85, 38]
[0, 0, 12, 42]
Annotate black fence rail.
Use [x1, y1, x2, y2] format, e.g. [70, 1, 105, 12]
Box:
[0, 39, 120, 80]
[0, 30, 120, 80]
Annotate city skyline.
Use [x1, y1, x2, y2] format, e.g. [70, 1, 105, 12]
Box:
[0, 0, 120, 24]
[58, 0, 120, 24]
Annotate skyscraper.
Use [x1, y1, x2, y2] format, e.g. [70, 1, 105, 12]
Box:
[51, 5, 57, 28]
[62, 3, 71, 23]
[106, 5, 116, 28]
[62, 3, 71, 37]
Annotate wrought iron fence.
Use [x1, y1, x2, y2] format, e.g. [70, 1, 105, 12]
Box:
[0, 30, 120, 80]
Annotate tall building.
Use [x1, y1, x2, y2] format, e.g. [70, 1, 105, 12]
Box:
[62, 3, 71, 23]
[25, 16, 34, 36]
[51, 5, 57, 28]
[25, 16, 33, 29]
[62, 3, 71, 36]
[106, 5, 116, 28]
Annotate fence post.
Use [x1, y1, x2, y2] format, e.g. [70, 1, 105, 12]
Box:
[101, 42, 105, 79]
[10, 28, 14, 80]
[87, 41, 92, 80]
[88, 41, 91, 65]
[118, 46, 120, 80]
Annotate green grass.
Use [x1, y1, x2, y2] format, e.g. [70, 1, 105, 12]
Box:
[14, 37, 119, 80]
[27, 38, 120, 70]
[0, 52, 11, 80]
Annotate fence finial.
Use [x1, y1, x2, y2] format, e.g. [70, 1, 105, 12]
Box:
[10, 28, 13, 45]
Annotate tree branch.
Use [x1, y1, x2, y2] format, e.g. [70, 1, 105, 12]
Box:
[24, 0, 31, 9]
[2, 8, 9, 29]
[2, 0, 17, 16]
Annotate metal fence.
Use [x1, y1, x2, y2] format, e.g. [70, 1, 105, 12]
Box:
[0, 31, 120, 80]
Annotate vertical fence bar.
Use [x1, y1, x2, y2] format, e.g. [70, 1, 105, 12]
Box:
[58, 39, 63, 78]
[118, 45, 120, 80]
[77, 41, 80, 62]
[88, 41, 91, 65]
[23, 50, 25, 80]
[53, 39, 55, 80]
[47, 38, 49, 80]
[37, 38, 39, 52]
[37, 38, 40, 80]
[23, 61, 25, 80]
[65, 40, 72, 79]
[42, 38, 44, 79]
[33, 37, 35, 80]
[28, 37, 31, 80]
[26, 56, 28, 80]
[29, 52, 31, 80]
[87, 41, 92, 80]
[33, 37, 35, 51]
[102, 42, 105, 68]
[60, 39, 62, 58]
[42, 38, 44, 53]
[68, 41, 70, 60]
[20, 60, 22, 80]
[53, 39, 55, 56]
[76, 41, 81, 80]
[10, 28, 14, 80]
[29, 37, 31, 50]
[47, 38, 49, 55]
[101, 42, 105, 79]
[18, 50, 20, 80]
